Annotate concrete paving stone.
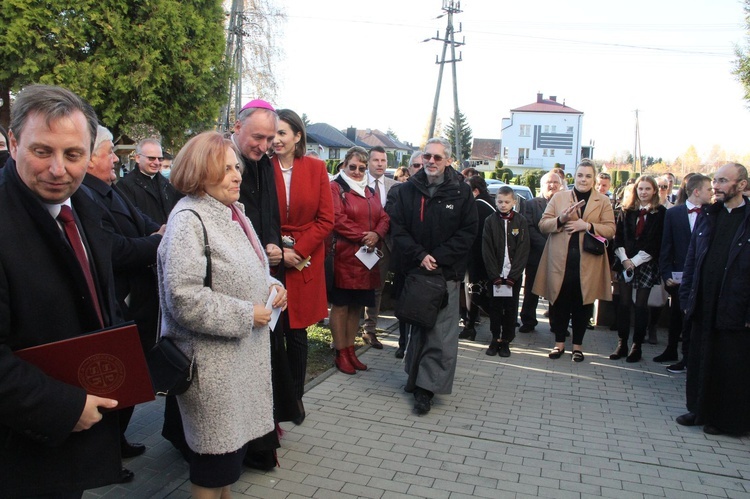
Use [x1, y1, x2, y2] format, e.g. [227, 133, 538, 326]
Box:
[493, 479, 540, 495]
[536, 486, 584, 499]
[681, 480, 733, 496]
[242, 484, 288, 499]
[366, 447, 408, 465]
[318, 457, 359, 473]
[282, 449, 323, 466]
[235, 471, 279, 488]
[600, 468, 643, 483]
[300, 474, 346, 492]
[698, 463, 744, 477]
[340, 482, 385, 499]
[621, 479, 669, 495]
[311, 488, 357, 499]
[330, 469, 370, 486]
[426, 448, 464, 464]
[432, 477, 475, 495]
[447, 445, 487, 460]
[662, 489, 712, 499]
[366, 476, 411, 494]
[456, 473, 499, 489]
[417, 465, 458, 482]
[290, 461, 335, 479]
[380, 492, 418, 499]
[272, 479, 318, 497]
[307, 445, 348, 461]
[377, 458, 420, 475]
[472, 486, 516, 498]
[298, 435, 337, 450]
[340, 452, 383, 468]
[403, 454, 445, 470]
[392, 470, 435, 487]
[266, 467, 308, 484]
[330, 440, 369, 456]
[322, 430, 361, 445]
[599, 485, 645, 498]
[406, 483, 452, 498]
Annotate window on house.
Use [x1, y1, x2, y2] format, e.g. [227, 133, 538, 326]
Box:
[567, 126, 574, 133]
[550, 149, 555, 157]
[543, 125, 549, 133]
[519, 125, 530, 136]
[329, 148, 340, 159]
[518, 148, 529, 164]
[565, 150, 572, 155]
[543, 149, 548, 157]
[503, 147, 509, 158]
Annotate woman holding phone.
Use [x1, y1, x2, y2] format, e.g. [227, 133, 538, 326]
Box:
[533, 160, 616, 362]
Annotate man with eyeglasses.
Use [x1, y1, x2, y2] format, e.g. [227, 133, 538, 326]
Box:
[118, 138, 182, 225]
[676, 163, 750, 436]
[519, 171, 563, 333]
[387, 137, 477, 415]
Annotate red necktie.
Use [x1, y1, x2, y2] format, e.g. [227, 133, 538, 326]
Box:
[635, 208, 647, 238]
[58, 206, 104, 327]
[688, 207, 701, 214]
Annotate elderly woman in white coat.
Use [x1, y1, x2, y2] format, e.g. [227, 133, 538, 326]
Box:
[158, 131, 288, 499]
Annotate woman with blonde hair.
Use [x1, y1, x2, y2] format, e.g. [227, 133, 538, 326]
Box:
[158, 131, 288, 498]
[609, 175, 666, 362]
[533, 160, 616, 362]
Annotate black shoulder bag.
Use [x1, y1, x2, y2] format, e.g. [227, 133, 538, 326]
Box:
[146, 209, 211, 396]
[395, 267, 449, 330]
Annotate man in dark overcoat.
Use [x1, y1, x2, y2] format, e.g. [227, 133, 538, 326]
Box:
[0, 85, 124, 497]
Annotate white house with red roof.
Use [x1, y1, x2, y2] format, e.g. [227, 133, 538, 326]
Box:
[500, 93, 583, 173]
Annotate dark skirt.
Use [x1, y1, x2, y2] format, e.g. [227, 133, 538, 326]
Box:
[190, 442, 250, 488]
[328, 286, 375, 307]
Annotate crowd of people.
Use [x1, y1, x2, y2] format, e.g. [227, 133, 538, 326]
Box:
[1, 84, 749, 498]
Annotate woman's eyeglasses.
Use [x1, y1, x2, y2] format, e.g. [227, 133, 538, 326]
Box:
[348, 165, 367, 172]
[422, 153, 444, 162]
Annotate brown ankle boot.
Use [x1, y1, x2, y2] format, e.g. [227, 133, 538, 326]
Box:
[335, 349, 356, 375]
[609, 339, 628, 360]
[347, 346, 367, 371]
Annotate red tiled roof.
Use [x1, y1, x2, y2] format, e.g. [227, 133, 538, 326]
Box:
[512, 98, 582, 114]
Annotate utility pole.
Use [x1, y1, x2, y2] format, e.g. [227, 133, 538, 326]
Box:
[219, 0, 247, 133]
[427, 1, 464, 160]
[633, 109, 642, 175]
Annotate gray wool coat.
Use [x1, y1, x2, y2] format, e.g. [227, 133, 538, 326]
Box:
[157, 194, 278, 455]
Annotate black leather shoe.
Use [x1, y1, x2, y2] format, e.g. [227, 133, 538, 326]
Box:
[414, 389, 432, 415]
[703, 424, 723, 435]
[121, 440, 146, 458]
[292, 399, 305, 426]
[458, 327, 476, 340]
[610, 340, 628, 360]
[676, 412, 697, 426]
[395, 346, 405, 359]
[485, 340, 500, 356]
[518, 323, 535, 333]
[653, 350, 678, 363]
[625, 343, 642, 363]
[362, 332, 383, 349]
[119, 467, 135, 483]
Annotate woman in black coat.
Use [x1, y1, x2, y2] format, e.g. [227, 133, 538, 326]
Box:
[610, 175, 666, 362]
[459, 176, 496, 341]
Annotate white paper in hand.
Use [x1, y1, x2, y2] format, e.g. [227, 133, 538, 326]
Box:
[355, 246, 381, 270]
[671, 272, 683, 284]
[493, 284, 513, 297]
[265, 287, 282, 331]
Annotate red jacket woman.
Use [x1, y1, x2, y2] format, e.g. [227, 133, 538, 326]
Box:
[272, 154, 334, 328]
[330, 175, 390, 290]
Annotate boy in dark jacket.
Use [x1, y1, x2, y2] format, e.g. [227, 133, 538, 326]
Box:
[482, 187, 530, 357]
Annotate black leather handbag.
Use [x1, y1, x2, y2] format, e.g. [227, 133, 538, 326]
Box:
[395, 268, 449, 330]
[583, 231, 607, 255]
[146, 209, 210, 396]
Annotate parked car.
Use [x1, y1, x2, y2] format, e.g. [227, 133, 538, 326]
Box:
[385, 168, 397, 179]
[487, 184, 534, 211]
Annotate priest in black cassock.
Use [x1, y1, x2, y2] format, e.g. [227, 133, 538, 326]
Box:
[677, 162, 750, 436]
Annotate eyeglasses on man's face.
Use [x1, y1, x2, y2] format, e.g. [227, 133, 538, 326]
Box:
[411, 162, 423, 169]
[141, 155, 164, 162]
[658, 185, 669, 190]
[422, 153, 444, 162]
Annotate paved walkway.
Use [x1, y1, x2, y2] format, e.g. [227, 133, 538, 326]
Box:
[85, 310, 750, 498]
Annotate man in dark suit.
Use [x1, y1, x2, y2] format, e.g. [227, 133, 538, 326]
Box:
[655, 174, 712, 370]
[81, 125, 165, 460]
[362, 146, 397, 349]
[117, 138, 181, 225]
[0, 85, 125, 497]
[518, 171, 563, 332]
[676, 163, 750, 435]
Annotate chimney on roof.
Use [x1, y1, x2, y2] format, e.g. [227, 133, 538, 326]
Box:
[346, 127, 356, 142]
[550, 96, 557, 102]
[536, 92, 543, 103]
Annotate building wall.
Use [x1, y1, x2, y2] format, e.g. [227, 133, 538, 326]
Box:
[501, 111, 582, 173]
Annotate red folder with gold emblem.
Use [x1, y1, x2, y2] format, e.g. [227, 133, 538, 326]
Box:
[15, 323, 155, 408]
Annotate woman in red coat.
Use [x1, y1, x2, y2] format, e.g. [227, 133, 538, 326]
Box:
[330, 146, 390, 374]
[272, 109, 335, 424]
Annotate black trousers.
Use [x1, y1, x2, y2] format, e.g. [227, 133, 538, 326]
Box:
[664, 284, 691, 358]
[549, 246, 593, 345]
[520, 264, 540, 327]
[617, 282, 650, 344]
[488, 283, 521, 342]
[285, 326, 308, 401]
